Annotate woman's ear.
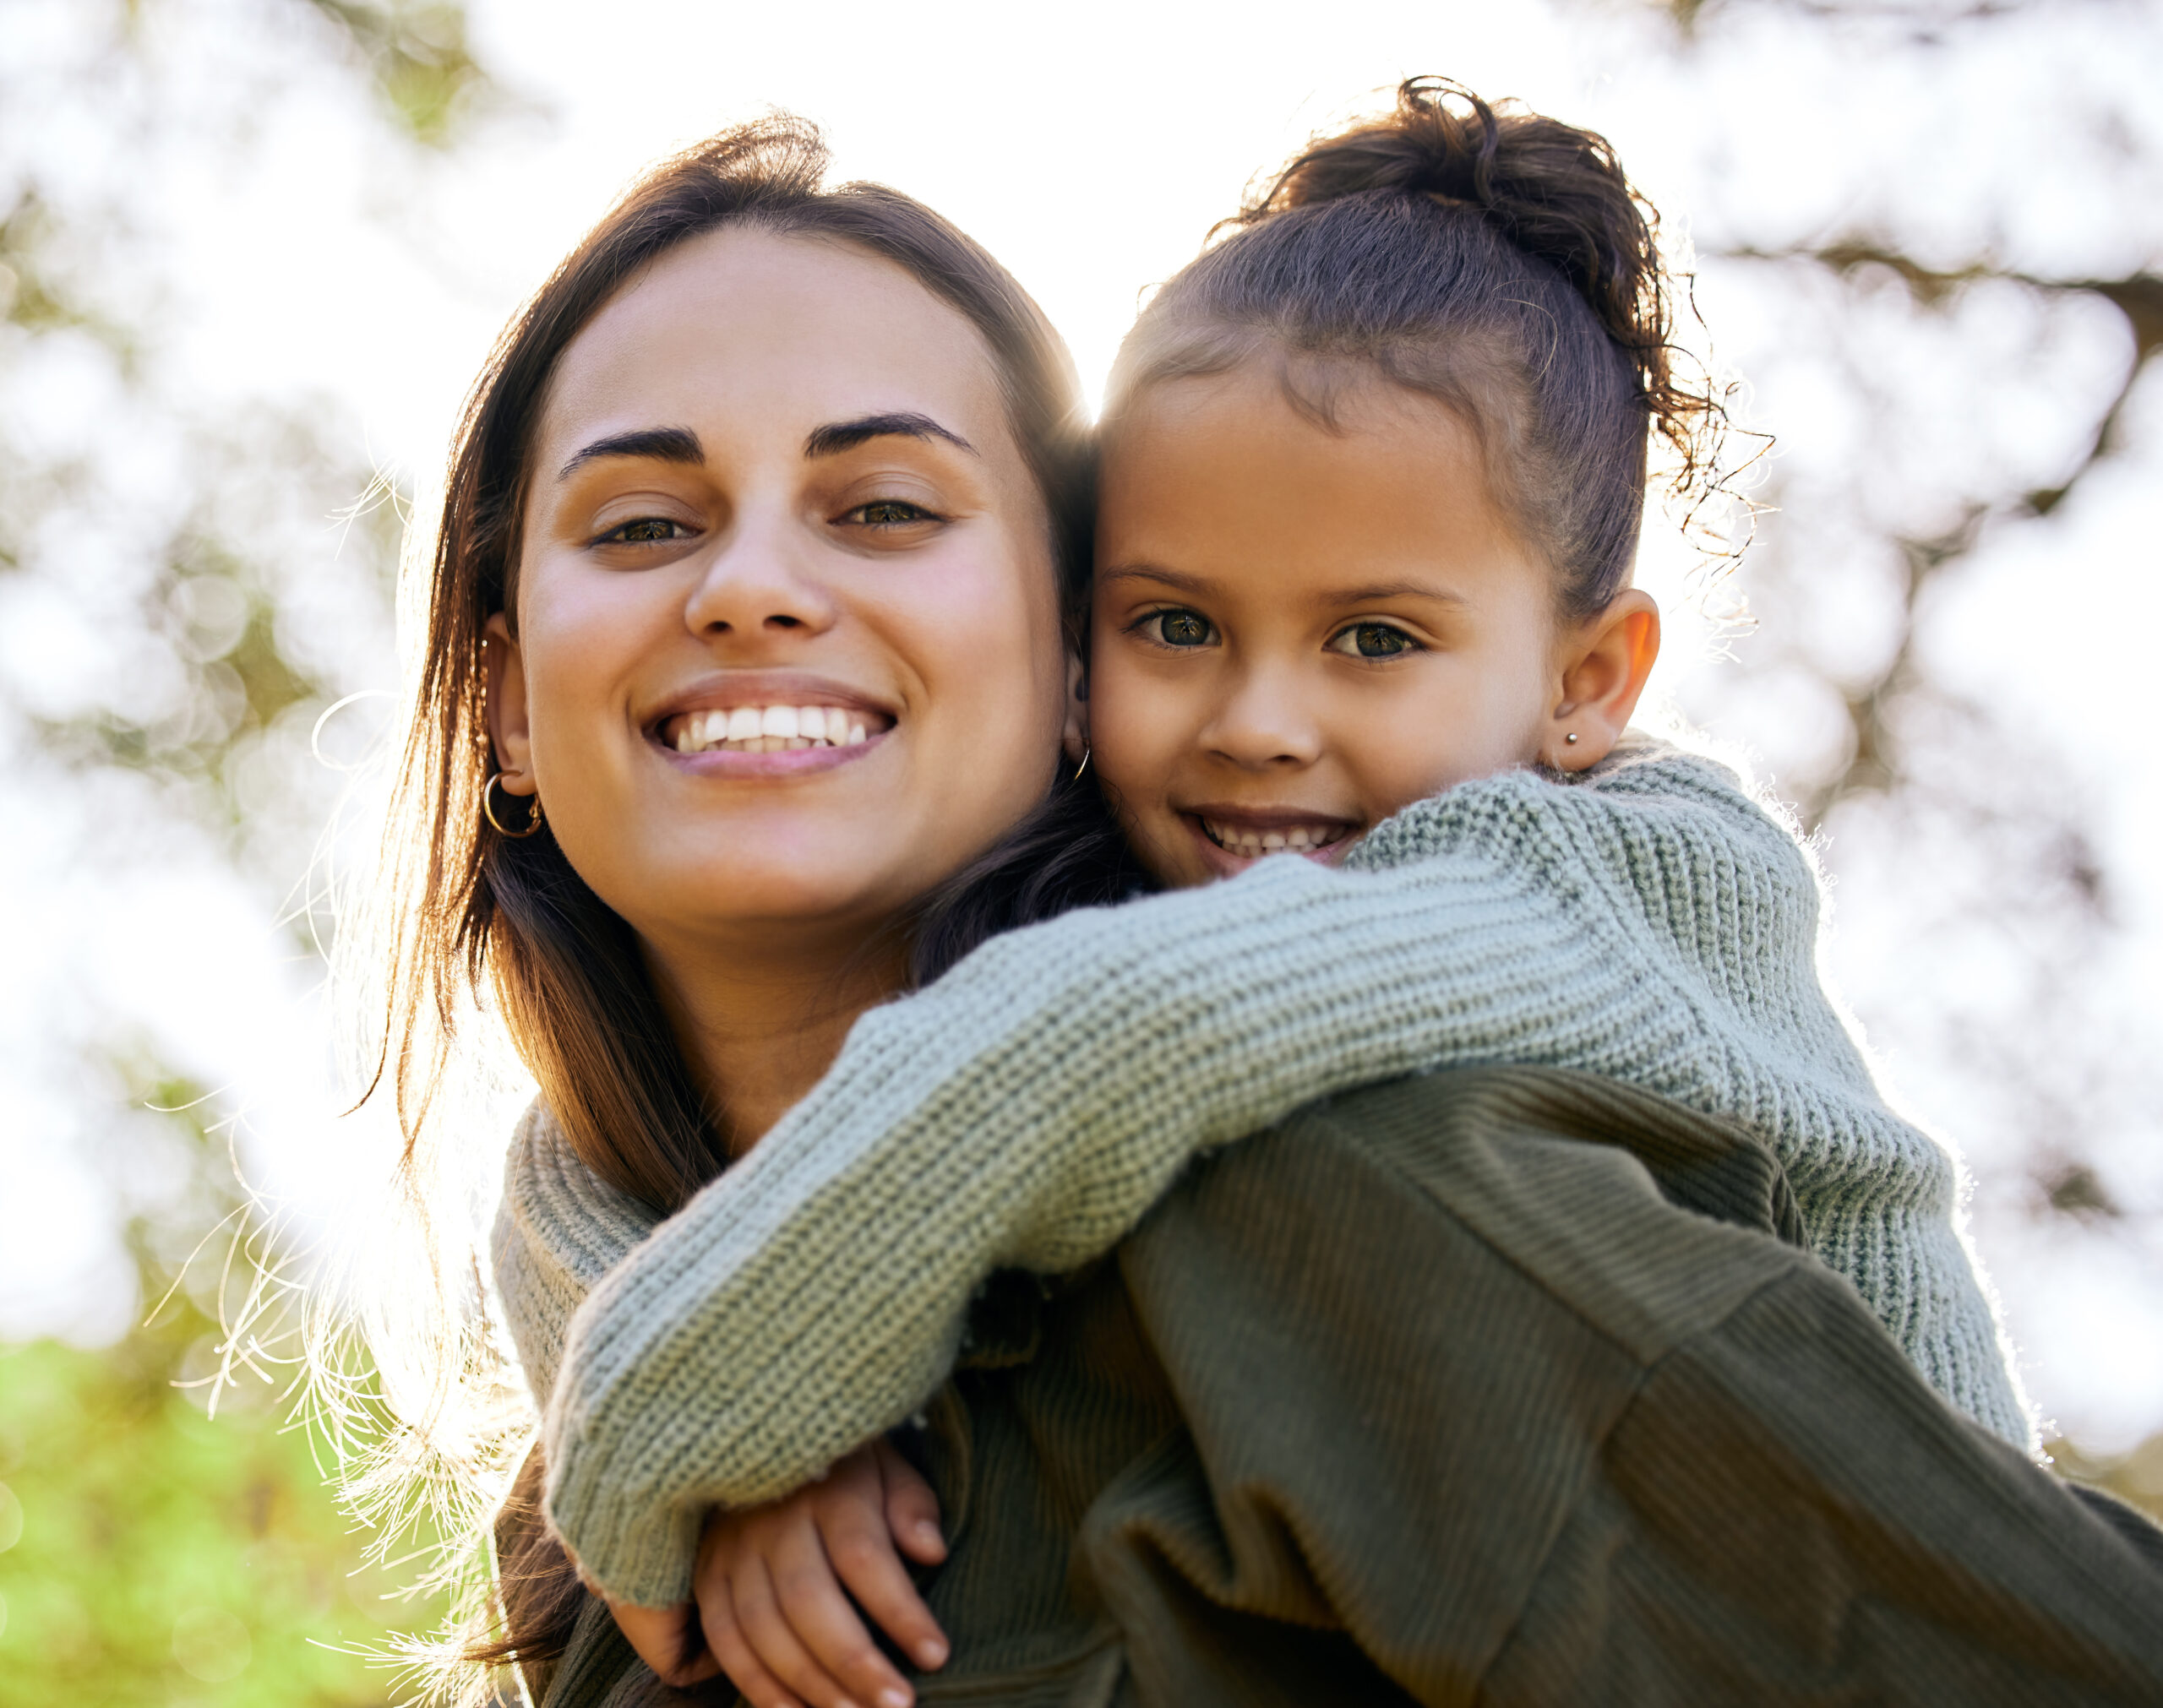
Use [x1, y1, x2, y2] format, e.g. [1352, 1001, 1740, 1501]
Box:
[484, 612, 539, 797]
[1061, 646, 1090, 770]
[1541, 590, 1660, 772]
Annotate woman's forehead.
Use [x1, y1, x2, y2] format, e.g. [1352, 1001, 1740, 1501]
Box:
[539, 227, 1005, 457]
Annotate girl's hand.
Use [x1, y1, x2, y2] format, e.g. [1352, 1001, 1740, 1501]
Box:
[601, 1592, 718, 1688]
[695, 1437, 950, 1708]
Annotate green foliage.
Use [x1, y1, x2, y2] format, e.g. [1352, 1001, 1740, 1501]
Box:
[0, 1341, 429, 1707]
[0, 1065, 444, 1706]
[307, 2, 492, 147]
[2047, 1435, 2163, 1530]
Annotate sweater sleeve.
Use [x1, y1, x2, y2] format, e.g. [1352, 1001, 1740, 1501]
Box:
[493, 1101, 663, 1412]
[541, 762, 1757, 1607]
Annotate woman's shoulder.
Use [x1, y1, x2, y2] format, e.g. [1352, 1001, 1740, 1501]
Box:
[498, 1097, 662, 1280]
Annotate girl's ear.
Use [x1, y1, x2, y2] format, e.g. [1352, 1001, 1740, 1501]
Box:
[1542, 590, 1660, 772]
[1061, 646, 1090, 769]
[484, 612, 539, 797]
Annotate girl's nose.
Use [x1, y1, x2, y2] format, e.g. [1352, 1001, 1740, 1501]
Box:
[1200, 667, 1323, 769]
[682, 520, 838, 642]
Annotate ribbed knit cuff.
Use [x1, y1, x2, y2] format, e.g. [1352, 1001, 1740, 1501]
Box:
[544, 1476, 706, 1611]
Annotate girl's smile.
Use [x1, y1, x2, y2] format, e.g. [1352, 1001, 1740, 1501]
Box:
[1089, 362, 1573, 889]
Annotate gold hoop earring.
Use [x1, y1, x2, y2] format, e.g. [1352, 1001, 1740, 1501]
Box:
[483, 773, 545, 839]
[1072, 746, 1092, 783]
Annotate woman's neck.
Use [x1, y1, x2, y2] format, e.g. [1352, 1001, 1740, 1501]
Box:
[642, 922, 911, 1159]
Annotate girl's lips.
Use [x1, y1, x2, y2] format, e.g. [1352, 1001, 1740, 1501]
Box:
[1180, 810, 1357, 874]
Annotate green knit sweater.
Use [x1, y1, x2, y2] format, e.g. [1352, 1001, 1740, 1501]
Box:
[493, 742, 2030, 1609]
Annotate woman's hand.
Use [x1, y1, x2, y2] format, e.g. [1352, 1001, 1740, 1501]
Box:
[693, 1437, 950, 1708]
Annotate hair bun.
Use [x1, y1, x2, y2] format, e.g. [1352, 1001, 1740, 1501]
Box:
[1245, 79, 1663, 374]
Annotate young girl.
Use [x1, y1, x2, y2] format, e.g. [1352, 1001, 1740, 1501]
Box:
[491, 84, 2073, 1705]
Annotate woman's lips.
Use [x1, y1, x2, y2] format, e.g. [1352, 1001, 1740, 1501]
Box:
[661, 701, 882, 754]
[646, 678, 897, 778]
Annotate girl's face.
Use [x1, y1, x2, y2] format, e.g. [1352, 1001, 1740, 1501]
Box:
[1091, 364, 1613, 889]
[491, 229, 1072, 964]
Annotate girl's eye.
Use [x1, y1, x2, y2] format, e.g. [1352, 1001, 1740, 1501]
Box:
[1145, 609, 1216, 649]
[1327, 622, 1420, 660]
[847, 499, 938, 526]
[599, 517, 689, 546]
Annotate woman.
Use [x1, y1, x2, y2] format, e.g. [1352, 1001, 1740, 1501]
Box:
[356, 114, 1138, 1700]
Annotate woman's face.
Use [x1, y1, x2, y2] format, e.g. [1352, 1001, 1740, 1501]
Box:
[492, 228, 1072, 966]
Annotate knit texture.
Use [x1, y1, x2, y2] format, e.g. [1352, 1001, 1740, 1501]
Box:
[494, 741, 2031, 1607]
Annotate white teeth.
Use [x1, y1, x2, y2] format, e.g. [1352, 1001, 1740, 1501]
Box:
[1203, 819, 1340, 856]
[670, 704, 879, 755]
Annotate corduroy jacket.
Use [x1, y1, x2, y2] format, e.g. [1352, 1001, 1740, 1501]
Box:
[528, 1066, 2163, 1706]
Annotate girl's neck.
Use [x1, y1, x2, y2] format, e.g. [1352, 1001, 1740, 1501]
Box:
[642, 922, 910, 1160]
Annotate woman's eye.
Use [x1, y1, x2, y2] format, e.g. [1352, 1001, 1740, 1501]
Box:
[1327, 622, 1419, 659]
[600, 517, 689, 545]
[847, 499, 937, 526]
[1145, 609, 1215, 648]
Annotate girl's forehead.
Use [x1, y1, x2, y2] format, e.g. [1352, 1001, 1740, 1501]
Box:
[1103, 365, 1491, 509]
[1094, 362, 1541, 604]
[1109, 361, 1477, 456]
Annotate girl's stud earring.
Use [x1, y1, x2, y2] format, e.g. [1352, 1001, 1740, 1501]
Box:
[1564, 732, 1580, 745]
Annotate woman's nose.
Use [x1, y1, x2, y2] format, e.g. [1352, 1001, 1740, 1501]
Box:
[681, 520, 838, 641]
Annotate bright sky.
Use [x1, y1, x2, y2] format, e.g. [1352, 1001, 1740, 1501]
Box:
[3, 0, 2159, 1449]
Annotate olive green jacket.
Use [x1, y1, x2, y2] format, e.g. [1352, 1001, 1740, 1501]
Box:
[531, 1068, 2163, 1706]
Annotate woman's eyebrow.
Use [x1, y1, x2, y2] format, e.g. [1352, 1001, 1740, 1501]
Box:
[804, 412, 976, 459]
[557, 426, 704, 481]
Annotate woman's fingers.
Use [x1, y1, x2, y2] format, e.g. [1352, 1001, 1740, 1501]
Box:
[873, 1438, 947, 1568]
[732, 1549, 897, 1708]
[603, 1595, 718, 1688]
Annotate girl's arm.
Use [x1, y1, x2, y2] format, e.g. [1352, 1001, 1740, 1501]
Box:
[521, 750, 2020, 1607]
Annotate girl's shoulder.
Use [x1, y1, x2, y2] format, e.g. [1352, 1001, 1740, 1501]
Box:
[1347, 732, 1812, 886]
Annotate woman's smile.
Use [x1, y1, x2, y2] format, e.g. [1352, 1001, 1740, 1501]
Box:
[646, 670, 896, 777]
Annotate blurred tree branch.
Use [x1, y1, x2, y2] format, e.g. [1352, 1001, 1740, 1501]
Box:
[1719, 246, 2162, 830]
[305, 1, 493, 146]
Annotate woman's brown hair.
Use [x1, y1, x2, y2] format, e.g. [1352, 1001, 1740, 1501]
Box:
[1106, 78, 1730, 617]
[360, 115, 1141, 1686]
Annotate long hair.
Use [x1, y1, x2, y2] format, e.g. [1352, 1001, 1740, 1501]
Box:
[344, 115, 1144, 1689]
